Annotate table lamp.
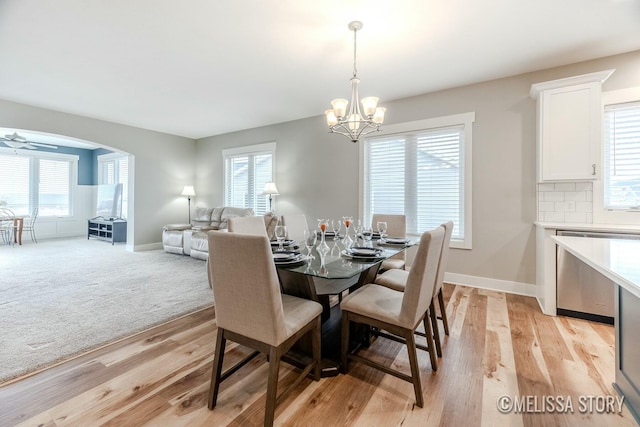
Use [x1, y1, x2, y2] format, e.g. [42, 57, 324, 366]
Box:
[263, 182, 279, 212]
[181, 185, 196, 223]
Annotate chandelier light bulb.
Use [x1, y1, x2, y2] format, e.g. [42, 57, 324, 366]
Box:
[361, 97, 379, 117]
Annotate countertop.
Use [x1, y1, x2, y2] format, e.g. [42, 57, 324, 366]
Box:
[536, 221, 640, 234]
[551, 235, 640, 299]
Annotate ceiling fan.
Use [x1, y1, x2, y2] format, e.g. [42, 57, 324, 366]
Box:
[0, 132, 58, 150]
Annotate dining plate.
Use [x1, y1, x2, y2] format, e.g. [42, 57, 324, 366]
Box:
[271, 239, 295, 247]
[348, 246, 383, 257]
[341, 249, 383, 260]
[381, 237, 410, 245]
[272, 251, 301, 262]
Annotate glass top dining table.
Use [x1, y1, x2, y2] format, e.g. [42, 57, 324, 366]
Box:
[279, 238, 410, 280]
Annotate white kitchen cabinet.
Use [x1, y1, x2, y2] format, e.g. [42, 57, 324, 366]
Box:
[530, 70, 614, 182]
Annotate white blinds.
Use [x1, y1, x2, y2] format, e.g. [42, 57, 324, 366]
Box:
[0, 154, 30, 215]
[0, 152, 74, 216]
[39, 159, 71, 216]
[364, 125, 464, 239]
[224, 151, 273, 215]
[604, 102, 640, 210]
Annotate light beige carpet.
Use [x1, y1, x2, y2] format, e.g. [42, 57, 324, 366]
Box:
[0, 237, 212, 383]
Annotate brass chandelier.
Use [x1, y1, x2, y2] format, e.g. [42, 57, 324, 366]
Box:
[325, 21, 386, 143]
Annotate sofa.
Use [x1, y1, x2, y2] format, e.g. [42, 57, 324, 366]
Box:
[162, 206, 277, 260]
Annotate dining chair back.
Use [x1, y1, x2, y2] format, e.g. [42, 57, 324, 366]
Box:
[372, 213, 407, 271]
[22, 207, 39, 243]
[340, 226, 444, 407]
[371, 213, 406, 238]
[207, 232, 322, 427]
[0, 208, 15, 245]
[227, 215, 268, 236]
[281, 214, 308, 242]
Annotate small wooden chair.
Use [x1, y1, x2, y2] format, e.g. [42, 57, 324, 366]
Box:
[207, 232, 322, 427]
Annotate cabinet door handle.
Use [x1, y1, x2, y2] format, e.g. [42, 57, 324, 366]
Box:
[592, 164, 596, 176]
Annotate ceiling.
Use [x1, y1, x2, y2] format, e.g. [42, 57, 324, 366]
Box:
[1, 0, 640, 141]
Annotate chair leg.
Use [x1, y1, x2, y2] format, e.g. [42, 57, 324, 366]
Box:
[341, 311, 350, 374]
[312, 317, 321, 381]
[422, 315, 438, 371]
[404, 330, 424, 408]
[264, 346, 281, 427]
[438, 289, 449, 335]
[429, 300, 442, 357]
[31, 228, 37, 243]
[208, 328, 227, 409]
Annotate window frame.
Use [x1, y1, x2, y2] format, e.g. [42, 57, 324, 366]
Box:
[0, 147, 78, 218]
[222, 142, 276, 215]
[97, 152, 129, 219]
[359, 112, 474, 249]
[594, 87, 640, 225]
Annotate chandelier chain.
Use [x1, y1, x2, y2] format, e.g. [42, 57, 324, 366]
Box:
[352, 26, 358, 79]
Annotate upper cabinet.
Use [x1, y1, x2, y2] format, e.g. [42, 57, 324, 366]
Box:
[530, 70, 615, 182]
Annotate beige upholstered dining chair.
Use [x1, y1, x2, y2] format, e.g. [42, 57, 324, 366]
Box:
[340, 226, 444, 408]
[281, 214, 308, 242]
[207, 232, 323, 427]
[227, 215, 268, 236]
[372, 213, 406, 271]
[375, 221, 454, 359]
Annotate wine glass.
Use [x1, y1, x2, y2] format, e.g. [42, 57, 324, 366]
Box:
[331, 219, 341, 240]
[362, 226, 373, 247]
[303, 228, 317, 259]
[353, 219, 363, 244]
[316, 219, 330, 252]
[377, 221, 388, 242]
[274, 224, 287, 252]
[342, 216, 353, 247]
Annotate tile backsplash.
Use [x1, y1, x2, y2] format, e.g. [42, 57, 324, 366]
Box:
[537, 182, 593, 223]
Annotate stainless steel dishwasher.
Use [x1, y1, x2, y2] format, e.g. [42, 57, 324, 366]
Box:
[556, 230, 640, 324]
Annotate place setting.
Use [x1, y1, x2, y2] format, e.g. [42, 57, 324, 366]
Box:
[272, 250, 307, 267]
[341, 245, 385, 261]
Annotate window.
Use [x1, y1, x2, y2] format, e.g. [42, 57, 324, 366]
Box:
[223, 142, 275, 215]
[361, 113, 474, 249]
[0, 148, 77, 217]
[595, 87, 640, 224]
[98, 153, 129, 219]
[604, 102, 640, 210]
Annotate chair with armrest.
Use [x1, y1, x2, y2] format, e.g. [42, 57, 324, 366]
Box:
[340, 226, 444, 407]
[375, 221, 454, 358]
[372, 213, 406, 271]
[281, 214, 309, 242]
[207, 232, 322, 427]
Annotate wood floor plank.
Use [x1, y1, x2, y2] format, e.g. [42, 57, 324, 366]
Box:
[1, 287, 636, 427]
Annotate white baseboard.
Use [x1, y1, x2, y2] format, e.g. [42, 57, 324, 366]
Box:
[445, 272, 537, 298]
[132, 242, 163, 252]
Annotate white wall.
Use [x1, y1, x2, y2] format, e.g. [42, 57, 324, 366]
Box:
[0, 99, 196, 249]
[196, 50, 640, 290]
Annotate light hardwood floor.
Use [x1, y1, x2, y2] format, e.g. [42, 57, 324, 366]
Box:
[1, 284, 636, 426]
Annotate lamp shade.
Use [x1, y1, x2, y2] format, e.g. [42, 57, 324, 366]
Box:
[263, 182, 279, 195]
[181, 185, 196, 197]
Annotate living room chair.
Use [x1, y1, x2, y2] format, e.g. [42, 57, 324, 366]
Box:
[340, 226, 444, 407]
[372, 213, 406, 271]
[375, 221, 454, 358]
[281, 214, 309, 242]
[22, 207, 38, 243]
[207, 232, 322, 427]
[227, 215, 268, 236]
